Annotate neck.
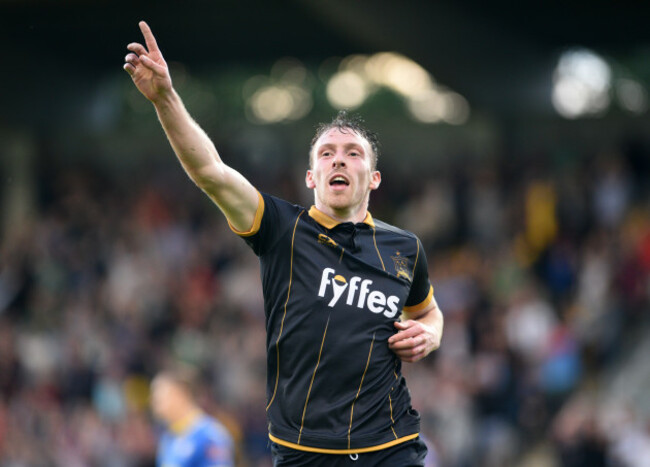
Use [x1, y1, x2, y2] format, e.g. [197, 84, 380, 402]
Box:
[314, 190, 371, 224]
[314, 202, 368, 224]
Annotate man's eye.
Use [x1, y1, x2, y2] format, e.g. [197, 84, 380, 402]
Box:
[322, 151, 332, 157]
[349, 152, 359, 157]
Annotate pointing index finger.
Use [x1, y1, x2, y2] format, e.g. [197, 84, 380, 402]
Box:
[138, 21, 159, 53]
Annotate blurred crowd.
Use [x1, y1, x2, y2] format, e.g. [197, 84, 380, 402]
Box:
[1, 133, 650, 466]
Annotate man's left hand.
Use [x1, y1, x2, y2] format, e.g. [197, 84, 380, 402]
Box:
[388, 319, 441, 363]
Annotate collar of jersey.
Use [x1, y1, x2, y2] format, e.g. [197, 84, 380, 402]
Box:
[169, 409, 201, 434]
[308, 206, 375, 229]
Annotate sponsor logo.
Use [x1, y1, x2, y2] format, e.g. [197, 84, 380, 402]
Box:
[318, 268, 400, 318]
[317, 234, 339, 249]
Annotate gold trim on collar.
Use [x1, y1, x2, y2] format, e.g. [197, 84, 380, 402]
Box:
[169, 409, 201, 434]
[308, 206, 375, 229]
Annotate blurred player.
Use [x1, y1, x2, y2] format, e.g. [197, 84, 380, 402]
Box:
[150, 369, 234, 467]
[125, 21, 443, 466]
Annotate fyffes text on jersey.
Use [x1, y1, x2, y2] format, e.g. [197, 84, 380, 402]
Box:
[318, 268, 400, 318]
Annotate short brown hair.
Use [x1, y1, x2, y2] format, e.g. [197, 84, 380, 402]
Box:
[155, 364, 200, 399]
[310, 110, 380, 169]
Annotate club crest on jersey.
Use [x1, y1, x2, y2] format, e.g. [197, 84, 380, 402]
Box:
[318, 268, 400, 318]
[391, 252, 412, 282]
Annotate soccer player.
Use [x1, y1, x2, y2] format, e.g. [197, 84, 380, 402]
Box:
[125, 21, 443, 466]
[150, 369, 235, 467]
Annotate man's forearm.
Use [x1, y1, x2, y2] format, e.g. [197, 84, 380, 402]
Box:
[390, 301, 443, 362]
[150, 88, 259, 232]
[124, 21, 260, 232]
[153, 89, 223, 184]
[413, 305, 443, 347]
[405, 298, 444, 352]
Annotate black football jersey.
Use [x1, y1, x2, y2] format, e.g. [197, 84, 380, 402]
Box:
[233, 192, 434, 453]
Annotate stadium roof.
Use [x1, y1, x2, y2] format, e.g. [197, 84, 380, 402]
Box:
[2, 0, 649, 123]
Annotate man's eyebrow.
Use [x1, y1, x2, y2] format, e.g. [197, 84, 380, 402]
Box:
[317, 142, 365, 151]
[344, 143, 364, 151]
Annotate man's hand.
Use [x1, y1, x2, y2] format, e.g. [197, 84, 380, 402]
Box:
[124, 21, 172, 103]
[388, 306, 442, 363]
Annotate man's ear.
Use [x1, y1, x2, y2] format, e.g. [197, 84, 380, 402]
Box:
[369, 170, 381, 190]
[306, 170, 316, 189]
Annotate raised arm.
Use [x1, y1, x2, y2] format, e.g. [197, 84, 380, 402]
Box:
[123, 21, 259, 232]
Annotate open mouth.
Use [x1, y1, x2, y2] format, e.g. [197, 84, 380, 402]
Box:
[329, 175, 350, 187]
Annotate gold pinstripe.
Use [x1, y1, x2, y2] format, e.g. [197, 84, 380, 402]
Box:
[411, 237, 420, 277]
[389, 394, 398, 439]
[372, 228, 386, 271]
[298, 316, 330, 444]
[401, 238, 435, 317]
[390, 355, 399, 438]
[266, 210, 304, 411]
[339, 247, 345, 263]
[348, 333, 376, 449]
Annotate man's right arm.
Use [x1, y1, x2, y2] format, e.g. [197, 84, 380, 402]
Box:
[124, 21, 258, 232]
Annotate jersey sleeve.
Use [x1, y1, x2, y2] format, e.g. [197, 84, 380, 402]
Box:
[229, 192, 302, 256]
[403, 237, 434, 314]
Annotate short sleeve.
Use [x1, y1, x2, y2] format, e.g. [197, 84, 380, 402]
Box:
[227, 191, 265, 237]
[403, 237, 434, 314]
[230, 192, 303, 257]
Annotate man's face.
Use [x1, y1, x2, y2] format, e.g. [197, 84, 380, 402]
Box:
[306, 128, 381, 216]
[150, 376, 182, 423]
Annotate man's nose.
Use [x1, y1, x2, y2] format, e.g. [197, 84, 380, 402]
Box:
[331, 152, 346, 167]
